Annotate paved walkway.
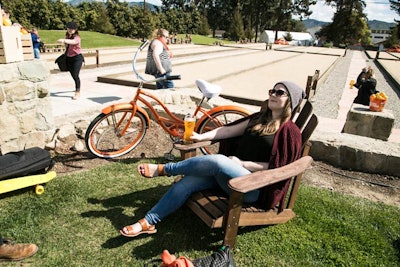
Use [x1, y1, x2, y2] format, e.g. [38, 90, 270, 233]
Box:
[45, 43, 399, 143]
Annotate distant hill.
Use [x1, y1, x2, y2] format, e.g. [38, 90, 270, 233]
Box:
[303, 19, 329, 29]
[368, 20, 396, 30]
[303, 19, 396, 30]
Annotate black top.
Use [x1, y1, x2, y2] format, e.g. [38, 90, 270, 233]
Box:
[233, 115, 275, 162]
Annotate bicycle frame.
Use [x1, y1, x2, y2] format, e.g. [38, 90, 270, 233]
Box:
[100, 85, 250, 141]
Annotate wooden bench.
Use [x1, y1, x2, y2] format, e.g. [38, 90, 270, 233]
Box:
[175, 101, 318, 248]
[305, 69, 320, 99]
[21, 34, 34, 61]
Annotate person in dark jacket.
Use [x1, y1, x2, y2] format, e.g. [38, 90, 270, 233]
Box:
[30, 28, 41, 59]
[353, 67, 377, 106]
[120, 81, 305, 238]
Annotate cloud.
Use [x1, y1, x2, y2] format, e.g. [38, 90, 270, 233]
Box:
[364, 1, 399, 22]
[309, 1, 335, 22]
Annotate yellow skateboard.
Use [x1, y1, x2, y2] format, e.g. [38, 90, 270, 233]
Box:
[0, 171, 56, 195]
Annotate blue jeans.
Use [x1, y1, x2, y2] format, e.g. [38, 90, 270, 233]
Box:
[155, 72, 174, 89]
[144, 154, 260, 225]
[33, 48, 40, 59]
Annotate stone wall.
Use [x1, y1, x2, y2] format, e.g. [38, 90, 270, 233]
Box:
[0, 60, 54, 155]
[342, 103, 395, 141]
[310, 131, 400, 177]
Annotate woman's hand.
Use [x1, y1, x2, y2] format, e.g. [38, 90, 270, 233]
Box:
[190, 132, 203, 142]
[57, 39, 65, 44]
[229, 156, 269, 172]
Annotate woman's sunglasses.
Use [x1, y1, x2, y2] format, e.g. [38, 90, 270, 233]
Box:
[268, 89, 288, 97]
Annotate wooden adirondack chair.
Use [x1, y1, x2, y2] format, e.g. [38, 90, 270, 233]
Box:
[175, 100, 318, 248]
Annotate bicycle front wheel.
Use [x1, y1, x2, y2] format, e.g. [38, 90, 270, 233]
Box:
[85, 109, 148, 158]
[197, 109, 249, 155]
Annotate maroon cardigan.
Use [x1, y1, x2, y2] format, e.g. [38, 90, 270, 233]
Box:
[263, 120, 302, 211]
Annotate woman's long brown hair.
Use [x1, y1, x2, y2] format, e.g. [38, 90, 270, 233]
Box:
[66, 30, 79, 39]
[248, 98, 292, 135]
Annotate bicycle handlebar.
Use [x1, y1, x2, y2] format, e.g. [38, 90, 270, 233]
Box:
[167, 75, 181, 80]
[138, 39, 150, 50]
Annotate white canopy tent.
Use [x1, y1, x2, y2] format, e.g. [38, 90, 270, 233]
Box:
[259, 30, 314, 46]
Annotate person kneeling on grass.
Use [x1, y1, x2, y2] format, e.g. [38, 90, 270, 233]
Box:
[120, 81, 305, 237]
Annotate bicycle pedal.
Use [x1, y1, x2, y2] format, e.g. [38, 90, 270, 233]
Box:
[164, 153, 175, 161]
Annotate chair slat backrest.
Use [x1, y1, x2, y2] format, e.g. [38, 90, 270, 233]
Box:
[301, 114, 318, 147]
[294, 100, 313, 130]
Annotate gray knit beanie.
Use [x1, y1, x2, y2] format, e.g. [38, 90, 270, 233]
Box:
[274, 81, 305, 111]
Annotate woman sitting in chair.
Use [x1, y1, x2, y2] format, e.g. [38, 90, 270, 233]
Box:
[120, 81, 306, 237]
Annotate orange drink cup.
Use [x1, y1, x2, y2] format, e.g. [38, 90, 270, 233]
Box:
[349, 80, 355, 89]
[184, 115, 196, 143]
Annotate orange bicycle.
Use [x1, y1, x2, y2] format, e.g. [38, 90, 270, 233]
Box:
[85, 41, 251, 159]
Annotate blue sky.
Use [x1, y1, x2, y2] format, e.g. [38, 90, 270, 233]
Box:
[133, 0, 399, 23]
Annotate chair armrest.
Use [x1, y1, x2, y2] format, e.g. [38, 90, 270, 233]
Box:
[228, 156, 313, 193]
[174, 140, 213, 151]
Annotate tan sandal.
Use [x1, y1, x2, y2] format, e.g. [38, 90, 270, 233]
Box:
[137, 164, 165, 178]
[120, 218, 157, 237]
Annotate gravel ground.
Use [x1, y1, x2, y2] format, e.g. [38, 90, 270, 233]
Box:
[312, 50, 400, 129]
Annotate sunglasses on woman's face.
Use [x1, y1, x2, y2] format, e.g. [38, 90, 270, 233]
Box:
[268, 89, 288, 97]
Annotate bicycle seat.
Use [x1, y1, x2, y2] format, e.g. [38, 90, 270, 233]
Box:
[195, 79, 222, 99]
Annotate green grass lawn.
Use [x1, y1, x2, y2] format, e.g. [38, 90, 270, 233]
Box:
[1, 158, 399, 266]
[39, 31, 232, 49]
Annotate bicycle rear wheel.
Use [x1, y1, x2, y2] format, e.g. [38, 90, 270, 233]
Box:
[197, 109, 249, 155]
[85, 109, 148, 158]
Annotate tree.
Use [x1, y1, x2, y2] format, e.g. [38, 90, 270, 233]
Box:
[390, 0, 400, 15]
[197, 15, 211, 36]
[317, 0, 371, 46]
[244, 18, 254, 41]
[388, 0, 400, 46]
[197, 0, 229, 37]
[49, 0, 77, 30]
[77, 2, 115, 34]
[242, 0, 276, 42]
[272, 0, 293, 40]
[227, 6, 245, 41]
[135, 8, 156, 40]
[106, 0, 137, 37]
[28, 0, 53, 29]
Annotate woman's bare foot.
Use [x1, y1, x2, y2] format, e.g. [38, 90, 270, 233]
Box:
[120, 218, 157, 237]
[137, 164, 165, 178]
